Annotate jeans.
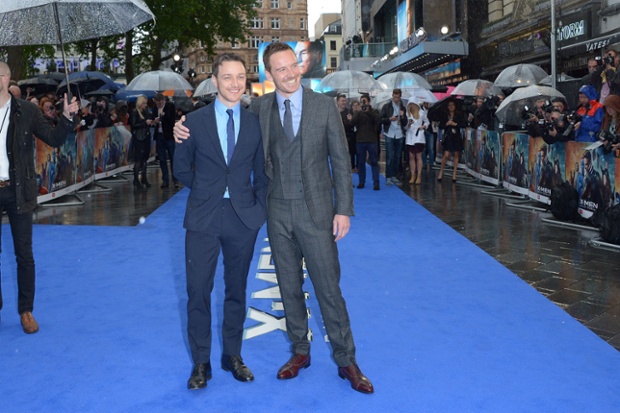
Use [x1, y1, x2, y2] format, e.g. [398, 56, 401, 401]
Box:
[356, 142, 379, 186]
[384, 137, 404, 179]
[156, 133, 176, 183]
[0, 187, 35, 315]
[423, 131, 435, 166]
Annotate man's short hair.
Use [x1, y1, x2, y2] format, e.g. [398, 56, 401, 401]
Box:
[392, 88, 402, 96]
[154, 93, 165, 102]
[263, 42, 294, 72]
[337, 94, 347, 100]
[308, 41, 324, 55]
[212, 53, 246, 78]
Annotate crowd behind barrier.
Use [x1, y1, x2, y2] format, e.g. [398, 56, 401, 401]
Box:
[436, 128, 619, 219]
[35, 125, 156, 204]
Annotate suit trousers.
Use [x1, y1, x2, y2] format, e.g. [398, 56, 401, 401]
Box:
[0, 186, 35, 315]
[185, 199, 259, 364]
[267, 197, 356, 367]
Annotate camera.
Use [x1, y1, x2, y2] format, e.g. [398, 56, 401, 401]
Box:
[595, 53, 615, 67]
[361, 104, 368, 111]
[485, 95, 500, 109]
[598, 128, 619, 153]
[521, 105, 535, 121]
[561, 111, 582, 138]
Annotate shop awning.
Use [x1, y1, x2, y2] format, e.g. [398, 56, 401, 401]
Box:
[373, 40, 469, 77]
[558, 30, 620, 57]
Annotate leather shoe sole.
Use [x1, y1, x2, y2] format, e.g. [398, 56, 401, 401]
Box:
[20, 311, 39, 334]
[277, 354, 311, 379]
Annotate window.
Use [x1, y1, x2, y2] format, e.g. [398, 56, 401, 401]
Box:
[300, 18, 305, 30]
[252, 17, 264, 29]
[252, 65, 259, 73]
[330, 40, 337, 51]
[206, 64, 212, 73]
[271, 0, 279, 8]
[330, 57, 338, 68]
[231, 40, 239, 49]
[256, 0, 263, 7]
[271, 18, 280, 29]
[271, 36, 280, 42]
[250, 36, 262, 48]
[287, 1, 292, 9]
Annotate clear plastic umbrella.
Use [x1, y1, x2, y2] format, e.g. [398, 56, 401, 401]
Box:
[377, 71, 433, 90]
[495, 85, 565, 126]
[451, 79, 504, 98]
[193, 78, 218, 97]
[0, 0, 155, 100]
[372, 87, 437, 108]
[315, 70, 386, 98]
[493, 64, 548, 89]
[538, 73, 578, 86]
[125, 70, 194, 93]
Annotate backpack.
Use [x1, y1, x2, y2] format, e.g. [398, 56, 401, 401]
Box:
[550, 182, 579, 221]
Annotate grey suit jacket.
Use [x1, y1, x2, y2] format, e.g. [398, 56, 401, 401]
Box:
[250, 87, 354, 227]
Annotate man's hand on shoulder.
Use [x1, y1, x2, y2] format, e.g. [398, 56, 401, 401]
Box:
[173, 115, 190, 143]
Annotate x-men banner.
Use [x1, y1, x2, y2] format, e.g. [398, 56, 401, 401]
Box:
[35, 125, 150, 204]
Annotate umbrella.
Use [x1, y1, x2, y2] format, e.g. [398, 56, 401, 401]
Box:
[314, 70, 386, 98]
[372, 87, 437, 108]
[432, 85, 456, 101]
[427, 96, 465, 123]
[57, 71, 120, 97]
[0, 0, 155, 100]
[377, 71, 433, 90]
[17, 76, 59, 96]
[114, 88, 157, 102]
[494, 85, 565, 126]
[538, 73, 578, 86]
[162, 89, 193, 98]
[193, 78, 218, 97]
[125, 70, 194, 94]
[493, 64, 548, 89]
[451, 79, 504, 98]
[84, 89, 117, 98]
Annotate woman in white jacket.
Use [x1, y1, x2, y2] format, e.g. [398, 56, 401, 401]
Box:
[405, 101, 428, 184]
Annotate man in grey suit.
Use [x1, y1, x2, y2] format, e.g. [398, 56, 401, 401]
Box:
[174, 42, 373, 394]
[173, 53, 268, 391]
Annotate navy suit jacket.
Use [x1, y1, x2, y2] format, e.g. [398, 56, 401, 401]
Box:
[173, 103, 268, 232]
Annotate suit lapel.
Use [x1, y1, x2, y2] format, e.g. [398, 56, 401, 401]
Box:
[199, 104, 227, 165]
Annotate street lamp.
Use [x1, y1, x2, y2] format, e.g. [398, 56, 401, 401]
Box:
[441, 26, 449, 35]
[171, 53, 184, 74]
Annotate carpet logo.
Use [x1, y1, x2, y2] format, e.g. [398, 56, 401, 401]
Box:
[243, 238, 314, 341]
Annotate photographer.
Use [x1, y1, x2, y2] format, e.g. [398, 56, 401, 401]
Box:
[352, 95, 381, 190]
[598, 94, 620, 154]
[475, 95, 501, 131]
[574, 85, 604, 142]
[95, 97, 114, 128]
[584, 48, 620, 105]
[522, 99, 553, 138]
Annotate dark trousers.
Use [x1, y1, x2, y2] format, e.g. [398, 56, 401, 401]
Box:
[356, 142, 379, 186]
[155, 133, 176, 184]
[267, 197, 356, 367]
[0, 186, 35, 315]
[185, 199, 259, 364]
[384, 137, 404, 179]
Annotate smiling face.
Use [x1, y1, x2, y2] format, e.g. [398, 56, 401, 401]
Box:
[265, 49, 301, 98]
[213, 60, 246, 107]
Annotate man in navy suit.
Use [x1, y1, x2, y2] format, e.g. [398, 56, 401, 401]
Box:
[173, 53, 268, 391]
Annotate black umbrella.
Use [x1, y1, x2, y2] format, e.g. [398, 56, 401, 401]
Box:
[17, 76, 59, 97]
[427, 96, 465, 122]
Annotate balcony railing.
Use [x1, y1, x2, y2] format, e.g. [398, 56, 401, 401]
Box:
[341, 43, 396, 61]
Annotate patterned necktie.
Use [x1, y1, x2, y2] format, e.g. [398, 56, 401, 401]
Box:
[226, 109, 235, 164]
[283, 99, 295, 142]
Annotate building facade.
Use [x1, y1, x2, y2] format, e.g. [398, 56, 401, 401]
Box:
[183, 0, 309, 87]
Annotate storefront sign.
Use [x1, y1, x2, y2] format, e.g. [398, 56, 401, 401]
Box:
[557, 20, 586, 41]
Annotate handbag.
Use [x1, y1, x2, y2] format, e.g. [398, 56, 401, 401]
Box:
[134, 127, 149, 142]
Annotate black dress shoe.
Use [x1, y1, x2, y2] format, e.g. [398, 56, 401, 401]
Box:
[221, 355, 254, 382]
[356, 183, 364, 189]
[187, 362, 212, 390]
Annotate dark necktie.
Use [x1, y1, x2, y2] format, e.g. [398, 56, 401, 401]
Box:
[226, 109, 235, 164]
[283, 99, 295, 142]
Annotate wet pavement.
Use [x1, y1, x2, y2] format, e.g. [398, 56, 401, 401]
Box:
[9, 159, 620, 350]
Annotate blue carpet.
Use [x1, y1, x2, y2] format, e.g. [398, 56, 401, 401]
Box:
[1, 170, 620, 412]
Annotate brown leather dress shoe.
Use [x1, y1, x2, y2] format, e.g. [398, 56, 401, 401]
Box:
[338, 364, 374, 394]
[20, 312, 39, 334]
[276, 353, 311, 379]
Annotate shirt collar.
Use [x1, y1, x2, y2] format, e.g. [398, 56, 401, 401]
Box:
[275, 86, 303, 110]
[214, 98, 240, 116]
